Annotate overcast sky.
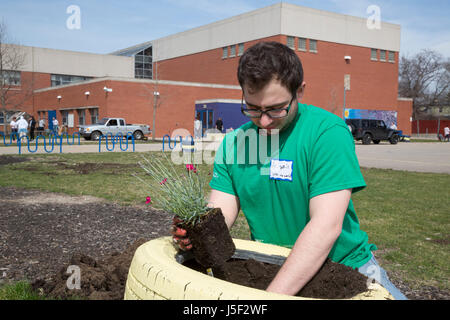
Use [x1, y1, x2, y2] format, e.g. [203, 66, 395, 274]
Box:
[0, 0, 449, 58]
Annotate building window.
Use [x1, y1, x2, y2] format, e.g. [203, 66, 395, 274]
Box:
[388, 51, 395, 63]
[238, 43, 244, 56]
[298, 37, 307, 51]
[90, 108, 98, 124]
[371, 49, 378, 61]
[222, 47, 228, 59]
[51, 74, 92, 87]
[135, 47, 153, 79]
[309, 39, 317, 53]
[230, 45, 236, 58]
[380, 50, 386, 61]
[78, 109, 85, 126]
[287, 36, 295, 49]
[1, 70, 21, 86]
[0, 111, 4, 125]
[61, 111, 68, 126]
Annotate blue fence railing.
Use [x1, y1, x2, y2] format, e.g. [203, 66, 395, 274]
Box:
[1, 131, 137, 154]
[98, 132, 135, 152]
[1, 131, 93, 154]
[162, 134, 194, 152]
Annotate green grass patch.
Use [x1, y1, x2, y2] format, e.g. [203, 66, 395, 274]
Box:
[0, 281, 45, 300]
[354, 168, 449, 290]
[0, 152, 448, 293]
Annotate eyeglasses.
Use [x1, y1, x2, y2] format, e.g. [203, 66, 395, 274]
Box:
[241, 94, 296, 119]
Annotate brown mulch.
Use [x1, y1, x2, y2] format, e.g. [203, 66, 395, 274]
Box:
[0, 186, 172, 299]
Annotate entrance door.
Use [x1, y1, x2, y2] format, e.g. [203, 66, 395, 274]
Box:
[48, 110, 56, 131]
[197, 109, 214, 136]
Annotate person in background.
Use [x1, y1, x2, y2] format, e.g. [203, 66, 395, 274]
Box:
[38, 118, 45, 136]
[444, 126, 450, 142]
[52, 117, 59, 135]
[194, 115, 202, 139]
[16, 116, 29, 141]
[9, 116, 18, 141]
[215, 117, 224, 133]
[29, 116, 36, 141]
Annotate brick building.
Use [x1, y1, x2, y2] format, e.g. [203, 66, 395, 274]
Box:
[1, 2, 413, 138]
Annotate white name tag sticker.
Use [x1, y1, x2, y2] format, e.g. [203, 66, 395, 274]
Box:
[269, 159, 293, 181]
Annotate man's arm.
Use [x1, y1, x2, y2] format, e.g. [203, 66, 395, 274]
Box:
[208, 189, 240, 229]
[266, 189, 351, 295]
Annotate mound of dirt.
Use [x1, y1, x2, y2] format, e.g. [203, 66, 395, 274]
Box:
[31, 239, 147, 300]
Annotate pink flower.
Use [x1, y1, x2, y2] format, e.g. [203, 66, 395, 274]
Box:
[160, 178, 168, 185]
[145, 196, 152, 204]
[186, 164, 197, 173]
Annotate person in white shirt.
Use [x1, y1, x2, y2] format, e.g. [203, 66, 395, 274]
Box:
[9, 116, 18, 141]
[16, 116, 29, 141]
[444, 126, 450, 142]
[38, 118, 45, 135]
[194, 116, 202, 139]
[52, 117, 59, 135]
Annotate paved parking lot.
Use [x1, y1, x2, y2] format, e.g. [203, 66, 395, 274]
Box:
[355, 142, 450, 174]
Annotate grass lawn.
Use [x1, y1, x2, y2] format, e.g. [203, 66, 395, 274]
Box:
[0, 151, 448, 295]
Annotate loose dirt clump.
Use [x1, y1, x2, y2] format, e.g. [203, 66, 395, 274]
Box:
[31, 239, 147, 300]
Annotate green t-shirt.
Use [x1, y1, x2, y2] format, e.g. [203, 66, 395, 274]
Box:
[209, 103, 376, 268]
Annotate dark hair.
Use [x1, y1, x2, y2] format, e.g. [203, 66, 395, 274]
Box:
[237, 41, 304, 95]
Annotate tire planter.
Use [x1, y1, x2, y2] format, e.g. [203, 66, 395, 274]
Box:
[124, 237, 393, 300]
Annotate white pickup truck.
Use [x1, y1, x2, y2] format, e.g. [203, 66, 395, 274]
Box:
[78, 117, 151, 140]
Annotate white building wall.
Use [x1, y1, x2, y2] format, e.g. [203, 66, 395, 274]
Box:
[3, 44, 134, 78]
[280, 3, 400, 52]
[151, 2, 400, 61]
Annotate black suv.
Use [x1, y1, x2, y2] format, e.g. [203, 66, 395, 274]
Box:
[345, 119, 400, 145]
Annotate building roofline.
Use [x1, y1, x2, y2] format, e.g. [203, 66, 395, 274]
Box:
[33, 77, 242, 93]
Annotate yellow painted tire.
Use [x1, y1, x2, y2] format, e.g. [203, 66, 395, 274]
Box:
[124, 237, 393, 300]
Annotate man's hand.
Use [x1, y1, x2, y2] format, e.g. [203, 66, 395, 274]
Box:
[171, 217, 192, 251]
[266, 189, 351, 295]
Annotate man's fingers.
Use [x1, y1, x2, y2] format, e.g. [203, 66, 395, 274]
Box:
[172, 236, 192, 251]
[171, 226, 187, 237]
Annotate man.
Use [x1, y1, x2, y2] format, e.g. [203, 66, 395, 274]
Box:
[29, 116, 36, 141]
[444, 126, 450, 142]
[215, 117, 223, 133]
[52, 117, 59, 135]
[9, 116, 18, 141]
[16, 116, 28, 141]
[194, 115, 202, 139]
[173, 42, 406, 299]
[38, 118, 45, 135]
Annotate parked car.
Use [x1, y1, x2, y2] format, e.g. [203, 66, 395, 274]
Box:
[345, 119, 400, 145]
[78, 117, 151, 140]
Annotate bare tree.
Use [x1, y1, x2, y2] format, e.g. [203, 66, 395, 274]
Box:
[399, 50, 449, 120]
[0, 19, 32, 133]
